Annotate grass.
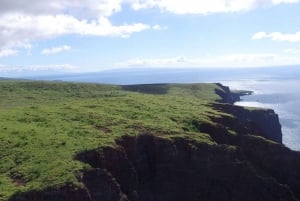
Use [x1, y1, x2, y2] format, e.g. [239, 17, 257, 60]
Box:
[0, 80, 231, 200]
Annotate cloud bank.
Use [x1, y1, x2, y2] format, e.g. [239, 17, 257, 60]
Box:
[115, 53, 300, 68]
[253, 31, 300, 42]
[41, 45, 71, 55]
[0, 63, 79, 74]
[0, 0, 299, 58]
[0, 49, 18, 57]
[0, 0, 153, 56]
[130, 0, 300, 14]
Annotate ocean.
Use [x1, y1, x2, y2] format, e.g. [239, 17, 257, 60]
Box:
[224, 79, 300, 151]
[24, 66, 300, 151]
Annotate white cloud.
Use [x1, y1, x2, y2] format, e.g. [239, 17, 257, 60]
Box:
[0, 64, 79, 73]
[115, 53, 300, 68]
[220, 53, 276, 63]
[152, 25, 168, 30]
[252, 31, 300, 42]
[27, 64, 79, 71]
[130, 0, 300, 15]
[41, 45, 71, 55]
[0, 49, 18, 57]
[114, 56, 194, 67]
[0, 0, 155, 55]
[1, 0, 299, 57]
[284, 48, 300, 54]
[0, 0, 123, 17]
[272, 0, 299, 4]
[252, 32, 267, 40]
[0, 13, 151, 53]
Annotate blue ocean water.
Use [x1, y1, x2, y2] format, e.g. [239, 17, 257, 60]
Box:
[23, 67, 300, 151]
[223, 79, 300, 151]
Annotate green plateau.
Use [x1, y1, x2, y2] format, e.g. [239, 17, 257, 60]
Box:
[0, 80, 300, 201]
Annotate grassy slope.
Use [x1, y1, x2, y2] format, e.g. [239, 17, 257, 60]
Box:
[0, 81, 232, 200]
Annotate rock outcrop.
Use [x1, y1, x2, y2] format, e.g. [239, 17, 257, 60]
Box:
[215, 83, 241, 104]
[10, 131, 300, 201]
[215, 83, 282, 143]
[73, 134, 300, 201]
[210, 103, 282, 143]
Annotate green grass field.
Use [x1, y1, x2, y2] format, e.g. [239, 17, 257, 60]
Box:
[0, 80, 234, 200]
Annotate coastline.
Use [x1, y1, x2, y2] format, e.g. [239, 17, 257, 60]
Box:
[1, 80, 299, 201]
[226, 81, 300, 151]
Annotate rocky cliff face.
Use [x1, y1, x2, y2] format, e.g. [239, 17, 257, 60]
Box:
[215, 83, 282, 143]
[215, 83, 242, 104]
[10, 133, 300, 201]
[77, 134, 300, 201]
[209, 103, 282, 143]
[8, 84, 300, 201]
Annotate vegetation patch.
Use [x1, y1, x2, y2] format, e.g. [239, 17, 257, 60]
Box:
[0, 80, 290, 201]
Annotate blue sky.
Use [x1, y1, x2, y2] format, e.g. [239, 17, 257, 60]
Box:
[1, 0, 300, 76]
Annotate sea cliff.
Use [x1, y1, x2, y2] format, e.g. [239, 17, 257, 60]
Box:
[1, 81, 299, 201]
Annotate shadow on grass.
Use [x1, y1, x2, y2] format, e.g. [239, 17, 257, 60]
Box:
[121, 84, 170, 95]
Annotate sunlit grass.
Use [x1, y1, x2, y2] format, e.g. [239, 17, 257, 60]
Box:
[0, 80, 229, 200]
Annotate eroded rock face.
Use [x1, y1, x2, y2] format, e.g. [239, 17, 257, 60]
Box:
[210, 103, 282, 143]
[247, 109, 282, 143]
[82, 169, 129, 201]
[8, 185, 91, 201]
[215, 83, 241, 104]
[8, 169, 128, 201]
[236, 135, 300, 200]
[214, 83, 282, 143]
[9, 132, 300, 201]
[75, 134, 299, 201]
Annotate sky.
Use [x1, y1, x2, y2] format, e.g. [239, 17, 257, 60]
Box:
[1, 0, 300, 76]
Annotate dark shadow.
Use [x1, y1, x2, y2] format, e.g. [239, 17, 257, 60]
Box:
[121, 84, 170, 95]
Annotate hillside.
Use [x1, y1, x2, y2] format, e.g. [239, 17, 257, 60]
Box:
[0, 80, 300, 201]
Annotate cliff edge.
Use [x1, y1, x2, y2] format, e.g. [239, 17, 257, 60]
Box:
[215, 83, 282, 143]
[1, 81, 299, 201]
